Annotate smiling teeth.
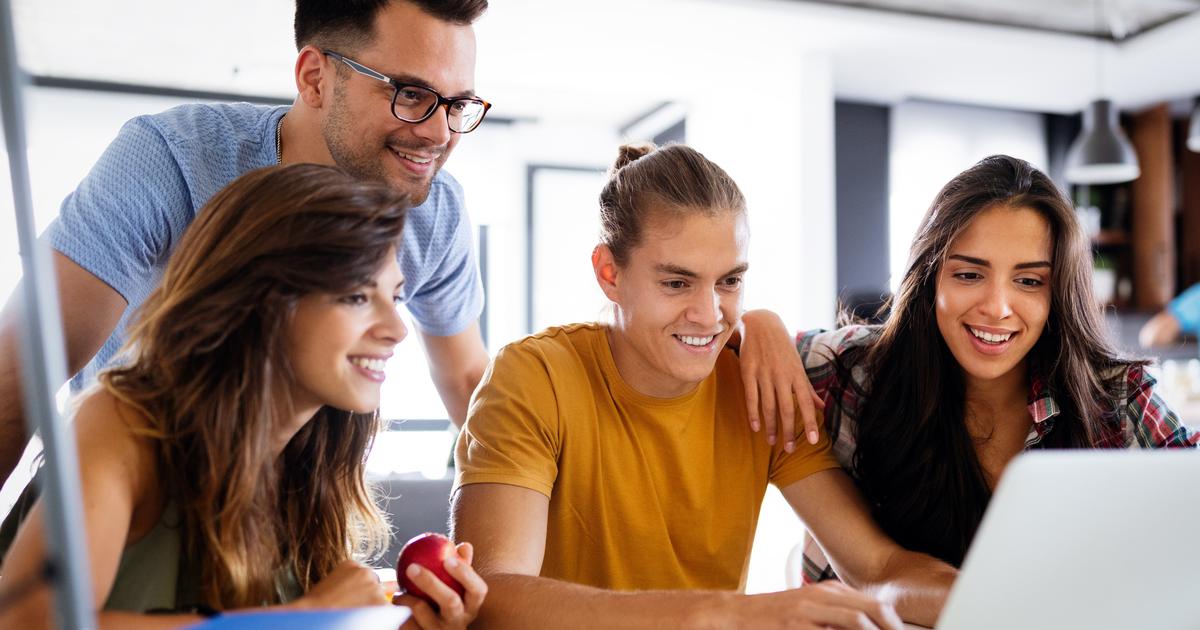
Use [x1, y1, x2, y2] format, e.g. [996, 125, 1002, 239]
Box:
[397, 151, 432, 164]
[969, 328, 1012, 344]
[678, 335, 714, 347]
[350, 357, 387, 371]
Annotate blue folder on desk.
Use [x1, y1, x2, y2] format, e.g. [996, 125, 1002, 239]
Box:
[186, 606, 410, 629]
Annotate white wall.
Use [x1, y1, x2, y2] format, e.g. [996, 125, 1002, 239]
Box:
[0, 88, 204, 299]
[888, 100, 1048, 289]
[436, 117, 621, 352]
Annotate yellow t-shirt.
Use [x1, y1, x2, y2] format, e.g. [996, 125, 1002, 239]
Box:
[454, 323, 839, 591]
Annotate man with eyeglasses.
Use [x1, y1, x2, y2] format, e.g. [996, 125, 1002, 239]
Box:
[0, 0, 492, 490]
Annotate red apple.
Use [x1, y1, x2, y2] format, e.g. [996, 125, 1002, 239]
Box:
[396, 532, 465, 608]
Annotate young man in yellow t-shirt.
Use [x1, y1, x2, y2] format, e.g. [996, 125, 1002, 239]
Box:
[451, 144, 956, 628]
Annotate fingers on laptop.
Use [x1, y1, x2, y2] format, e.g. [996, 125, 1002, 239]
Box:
[800, 582, 903, 630]
[294, 559, 389, 609]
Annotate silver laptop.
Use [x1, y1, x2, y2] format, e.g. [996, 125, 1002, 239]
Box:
[937, 450, 1200, 630]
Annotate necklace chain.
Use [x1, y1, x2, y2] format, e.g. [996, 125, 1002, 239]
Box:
[275, 115, 284, 164]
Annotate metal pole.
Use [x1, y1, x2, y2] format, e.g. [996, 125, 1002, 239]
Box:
[0, 1, 96, 628]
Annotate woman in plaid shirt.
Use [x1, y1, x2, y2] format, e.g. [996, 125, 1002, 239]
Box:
[741, 154, 1198, 582]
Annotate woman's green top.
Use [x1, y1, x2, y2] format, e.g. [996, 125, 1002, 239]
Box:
[1, 475, 302, 613]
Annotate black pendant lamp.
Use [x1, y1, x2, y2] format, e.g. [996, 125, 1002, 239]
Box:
[1064, 98, 1140, 184]
[1064, 0, 1140, 185]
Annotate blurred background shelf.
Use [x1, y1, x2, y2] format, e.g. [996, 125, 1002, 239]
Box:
[1091, 229, 1129, 247]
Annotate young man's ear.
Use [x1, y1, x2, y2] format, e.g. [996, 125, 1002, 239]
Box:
[295, 45, 331, 109]
[592, 245, 621, 302]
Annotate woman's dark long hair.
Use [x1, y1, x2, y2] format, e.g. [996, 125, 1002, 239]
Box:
[834, 155, 1136, 566]
[100, 164, 408, 608]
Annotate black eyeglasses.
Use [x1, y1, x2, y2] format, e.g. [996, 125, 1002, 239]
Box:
[322, 50, 492, 134]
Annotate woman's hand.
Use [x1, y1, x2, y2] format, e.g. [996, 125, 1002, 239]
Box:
[738, 309, 824, 451]
[733, 581, 904, 629]
[290, 559, 393, 609]
[396, 542, 487, 630]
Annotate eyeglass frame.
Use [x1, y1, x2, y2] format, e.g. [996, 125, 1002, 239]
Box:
[321, 49, 492, 134]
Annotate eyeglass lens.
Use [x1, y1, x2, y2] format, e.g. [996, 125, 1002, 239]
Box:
[393, 86, 487, 133]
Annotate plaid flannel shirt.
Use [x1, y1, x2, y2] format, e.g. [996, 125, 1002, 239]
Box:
[796, 325, 1199, 584]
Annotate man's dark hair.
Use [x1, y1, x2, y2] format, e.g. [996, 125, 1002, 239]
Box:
[294, 0, 489, 51]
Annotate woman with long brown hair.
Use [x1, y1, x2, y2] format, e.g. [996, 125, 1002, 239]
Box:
[740, 154, 1197, 583]
[0, 164, 486, 628]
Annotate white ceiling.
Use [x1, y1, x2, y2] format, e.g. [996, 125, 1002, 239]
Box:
[11, 0, 1200, 128]
[797, 0, 1200, 39]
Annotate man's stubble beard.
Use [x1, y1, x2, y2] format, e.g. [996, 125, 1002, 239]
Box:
[323, 89, 437, 206]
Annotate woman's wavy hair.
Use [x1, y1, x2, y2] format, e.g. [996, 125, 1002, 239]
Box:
[99, 163, 408, 608]
[832, 154, 1137, 566]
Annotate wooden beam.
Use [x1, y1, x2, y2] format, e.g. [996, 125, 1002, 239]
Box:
[1130, 103, 1175, 311]
[1181, 119, 1200, 291]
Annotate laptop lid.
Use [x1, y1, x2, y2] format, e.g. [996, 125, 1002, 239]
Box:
[185, 605, 410, 629]
[937, 450, 1199, 630]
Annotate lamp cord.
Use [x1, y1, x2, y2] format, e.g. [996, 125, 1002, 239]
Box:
[1094, 0, 1103, 98]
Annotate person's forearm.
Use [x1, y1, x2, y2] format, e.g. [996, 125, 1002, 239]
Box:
[789, 470, 956, 627]
[0, 589, 201, 630]
[0, 324, 30, 488]
[422, 324, 490, 429]
[1138, 311, 1182, 348]
[431, 364, 485, 429]
[855, 549, 957, 628]
[474, 572, 735, 630]
[100, 611, 204, 630]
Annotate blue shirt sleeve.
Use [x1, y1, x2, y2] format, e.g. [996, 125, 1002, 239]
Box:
[1167, 283, 1200, 335]
[43, 116, 193, 303]
[401, 176, 484, 337]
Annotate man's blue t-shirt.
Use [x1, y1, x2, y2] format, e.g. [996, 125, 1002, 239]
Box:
[1168, 283, 1200, 335]
[45, 103, 483, 389]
